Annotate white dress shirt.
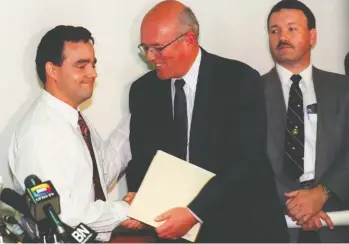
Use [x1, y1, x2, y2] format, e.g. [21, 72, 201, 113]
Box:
[171, 49, 203, 223]
[171, 49, 201, 161]
[276, 64, 317, 182]
[8, 90, 132, 241]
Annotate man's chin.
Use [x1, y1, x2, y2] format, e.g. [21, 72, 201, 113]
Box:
[274, 55, 296, 64]
[80, 92, 93, 104]
[155, 71, 171, 80]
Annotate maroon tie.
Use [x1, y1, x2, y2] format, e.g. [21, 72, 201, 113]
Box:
[78, 112, 106, 201]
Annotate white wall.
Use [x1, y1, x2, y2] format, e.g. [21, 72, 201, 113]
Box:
[0, 0, 348, 204]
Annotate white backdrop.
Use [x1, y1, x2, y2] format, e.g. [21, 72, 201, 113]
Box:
[0, 0, 348, 205]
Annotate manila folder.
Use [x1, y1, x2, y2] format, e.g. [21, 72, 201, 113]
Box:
[127, 150, 216, 242]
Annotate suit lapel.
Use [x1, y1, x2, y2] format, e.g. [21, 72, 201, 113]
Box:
[313, 67, 338, 181]
[189, 49, 212, 166]
[157, 79, 176, 154]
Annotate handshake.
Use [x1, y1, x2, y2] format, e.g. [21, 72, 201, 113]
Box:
[121, 192, 145, 229]
[120, 191, 199, 240]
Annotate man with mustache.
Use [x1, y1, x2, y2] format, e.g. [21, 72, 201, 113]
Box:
[125, 0, 288, 242]
[262, 1, 349, 242]
[8, 25, 139, 242]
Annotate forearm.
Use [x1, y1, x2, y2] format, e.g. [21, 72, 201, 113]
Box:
[102, 115, 132, 187]
[60, 199, 129, 233]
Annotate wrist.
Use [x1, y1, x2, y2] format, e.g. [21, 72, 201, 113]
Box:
[321, 184, 332, 198]
[317, 184, 330, 201]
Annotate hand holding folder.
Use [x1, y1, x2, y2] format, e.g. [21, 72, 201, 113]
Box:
[127, 150, 216, 242]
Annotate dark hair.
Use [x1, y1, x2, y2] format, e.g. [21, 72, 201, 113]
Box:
[267, 0, 316, 30]
[35, 25, 94, 84]
[345, 52, 349, 76]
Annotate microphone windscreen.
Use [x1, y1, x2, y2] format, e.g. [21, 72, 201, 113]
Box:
[0, 188, 33, 219]
[24, 175, 42, 189]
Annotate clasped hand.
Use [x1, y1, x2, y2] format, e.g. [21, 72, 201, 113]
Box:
[284, 185, 333, 231]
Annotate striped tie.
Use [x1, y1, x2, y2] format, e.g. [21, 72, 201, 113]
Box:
[78, 112, 106, 201]
[284, 74, 304, 180]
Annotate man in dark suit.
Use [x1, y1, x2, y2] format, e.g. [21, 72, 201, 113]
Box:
[262, 1, 349, 242]
[125, 0, 288, 242]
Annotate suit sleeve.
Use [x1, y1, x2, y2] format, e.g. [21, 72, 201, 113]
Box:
[126, 80, 154, 192]
[319, 86, 349, 201]
[188, 69, 278, 221]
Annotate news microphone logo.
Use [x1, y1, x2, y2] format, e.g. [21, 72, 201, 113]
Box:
[24, 175, 60, 222]
[71, 223, 97, 243]
[30, 183, 54, 201]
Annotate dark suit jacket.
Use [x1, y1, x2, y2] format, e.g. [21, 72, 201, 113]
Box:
[127, 48, 289, 242]
[262, 66, 349, 242]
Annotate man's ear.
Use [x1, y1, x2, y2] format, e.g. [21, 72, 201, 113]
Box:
[184, 32, 197, 46]
[45, 62, 58, 81]
[310, 28, 317, 48]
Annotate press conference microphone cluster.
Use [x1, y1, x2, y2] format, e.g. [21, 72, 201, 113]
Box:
[0, 175, 96, 243]
[24, 174, 97, 243]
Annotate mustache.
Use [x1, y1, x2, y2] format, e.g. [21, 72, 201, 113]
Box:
[277, 41, 294, 49]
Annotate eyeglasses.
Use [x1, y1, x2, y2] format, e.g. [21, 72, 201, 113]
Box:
[138, 32, 188, 56]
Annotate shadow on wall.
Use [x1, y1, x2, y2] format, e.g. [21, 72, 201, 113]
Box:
[0, 29, 44, 190]
[345, 52, 349, 76]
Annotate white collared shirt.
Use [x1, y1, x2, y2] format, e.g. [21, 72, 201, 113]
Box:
[171, 49, 201, 161]
[8, 90, 131, 241]
[170, 49, 203, 223]
[276, 64, 317, 182]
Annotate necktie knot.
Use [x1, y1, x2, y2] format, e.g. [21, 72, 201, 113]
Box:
[175, 79, 185, 89]
[78, 112, 85, 126]
[78, 112, 88, 137]
[291, 74, 302, 85]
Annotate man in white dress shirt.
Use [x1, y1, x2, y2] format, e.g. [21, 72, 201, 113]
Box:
[262, 1, 349, 242]
[8, 25, 138, 241]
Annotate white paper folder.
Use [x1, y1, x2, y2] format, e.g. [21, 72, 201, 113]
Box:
[127, 150, 216, 242]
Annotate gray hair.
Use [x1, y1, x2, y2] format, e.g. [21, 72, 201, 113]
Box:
[178, 7, 200, 38]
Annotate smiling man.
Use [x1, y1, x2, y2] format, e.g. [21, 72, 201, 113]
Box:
[262, 1, 349, 242]
[8, 25, 136, 241]
[125, 0, 288, 242]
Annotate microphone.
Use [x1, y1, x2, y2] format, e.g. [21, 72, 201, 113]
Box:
[23, 175, 96, 242]
[20, 216, 41, 242]
[3, 215, 37, 243]
[42, 204, 71, 243]
[0, 188, 33, 219]
[24, 175, 60, 222]
[4, 216, 24, 236]
[70, 223, 97, 243]
[0, 218, 20, 243]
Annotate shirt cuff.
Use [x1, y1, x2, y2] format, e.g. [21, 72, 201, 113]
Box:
[186, 207, 203, 224]
[116, 200, 130, 221]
